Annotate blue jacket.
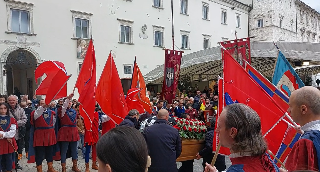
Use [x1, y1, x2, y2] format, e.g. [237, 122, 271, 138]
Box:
[143, 119, 182, 172]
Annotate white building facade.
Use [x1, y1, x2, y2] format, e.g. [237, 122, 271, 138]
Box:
[0, 0, 250, 97]
[250, 0, 320, 43]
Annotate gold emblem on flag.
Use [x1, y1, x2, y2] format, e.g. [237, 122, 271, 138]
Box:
[43, 113, 49, 118]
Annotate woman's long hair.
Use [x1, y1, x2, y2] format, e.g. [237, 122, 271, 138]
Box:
[97, 126, 148, 172]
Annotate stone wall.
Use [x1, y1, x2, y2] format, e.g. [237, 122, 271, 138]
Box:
[249, 0, 320, 43]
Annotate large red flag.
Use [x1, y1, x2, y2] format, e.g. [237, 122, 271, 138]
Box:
[161, 49, 183, 103]
[214, 50, 296, 158]
[75, 39, 96, 130]
[96, 53, 128, 124]
[35, 61, 70, 105]
[130, 59, 152, 113]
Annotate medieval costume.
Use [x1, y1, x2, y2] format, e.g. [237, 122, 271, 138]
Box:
[285, 120, 320, 171]
[58, 99, 80, 172]
[28, 106, 58, 172]
[228, 153, 279, 172]
[0, 114, 17, 172]
[84, 111, 99, 171]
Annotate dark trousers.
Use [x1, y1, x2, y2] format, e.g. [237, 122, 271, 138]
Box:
[84, 144, 91, 163]
[0, 153, 13, 171]
[35, 146, 54, 166]
[24, 130, 30, 153]
[203, 154, 226, 172]
[178, 160, 193, 172]
[60, 141, 78, 163]
[17, 139, 24, 154]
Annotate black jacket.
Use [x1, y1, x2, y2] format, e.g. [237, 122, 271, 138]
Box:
[143, 119, 182, 172]
[119, 116, 139, 129]
[199, 128, 214, 157]
[24, 107, 33, 131]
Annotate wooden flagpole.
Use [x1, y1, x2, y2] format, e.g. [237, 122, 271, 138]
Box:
[211, 142, 221, 166]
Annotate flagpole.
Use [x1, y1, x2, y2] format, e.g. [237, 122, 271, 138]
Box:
[171, 0, 174, 50]
[211, 142, 221, 166]
[49, 74, 72, 104]
[267, 150, 286, 169]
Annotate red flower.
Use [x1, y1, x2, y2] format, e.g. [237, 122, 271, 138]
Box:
[190, 122, 193, 125]
[183, 126, 187, 130]
[188, 128, 192, 132]
[173, 125, 180, 130]
[193, 128, 197, 132]
[185, 121, 189, 125]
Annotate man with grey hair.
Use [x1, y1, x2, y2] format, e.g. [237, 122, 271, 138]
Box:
[119, 109, 140, 129]
[281, 86, 320, 171]
[143, 109, 181, 172]
[7, 95, 27, 170]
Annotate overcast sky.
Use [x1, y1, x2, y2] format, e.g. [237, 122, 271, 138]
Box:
[301, 0, 320, 12]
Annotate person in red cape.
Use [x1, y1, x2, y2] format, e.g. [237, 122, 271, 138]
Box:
[205, 103, 279, 172]
[83, 110, 99, 172]
[30, 99, 58, 172]
[57, 93, 80, 172]
[281, 86, 320, 171]
[0, 102, 17, 172]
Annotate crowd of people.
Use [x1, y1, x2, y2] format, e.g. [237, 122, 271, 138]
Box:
[0, 86, 320, 172]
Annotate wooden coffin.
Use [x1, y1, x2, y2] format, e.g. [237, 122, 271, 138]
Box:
[176, 139, 205, 162]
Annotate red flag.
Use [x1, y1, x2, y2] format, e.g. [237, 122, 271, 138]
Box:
[126, 88, 145, 113]
[213, 50, 290, 156]
[131, 59, 152, 113]
[220, 37, 251, 67]
[161, 49, 183, 103]
[96, 53, 128, 124]
[75, 39, 96, 131]
[35, 61, 70, 105]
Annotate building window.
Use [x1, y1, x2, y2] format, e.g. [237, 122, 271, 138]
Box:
[203, 38, 209, 49]
[181, 30, 190, 49]
[236, 14, 241, 28]
[153, 0, 161, 8]
[120, 25, 132, 43]
[181, 0, 188, 15]
[75, 18, 89, 38]
[6, 1, 34, 35]
[154, 31, 163, 47]
[181, 35, 188, 49]
[11, 9, 30, 33]
[118, 18, 134, 44]
[71, 10, 92, 39]
[202, 3, 209, 20]
[124, 65, 133, 74]
[78, 62, 83, 74]
[221, 10, 227, 24]
[258, 19, 263, 28]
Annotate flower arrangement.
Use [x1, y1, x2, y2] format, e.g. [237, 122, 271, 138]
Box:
[174, 118, 207, 140]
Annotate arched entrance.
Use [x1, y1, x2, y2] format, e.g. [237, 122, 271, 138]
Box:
[0, 47, 40, 98]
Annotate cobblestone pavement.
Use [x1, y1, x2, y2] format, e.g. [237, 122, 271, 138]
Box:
[17, 150, 231, 172]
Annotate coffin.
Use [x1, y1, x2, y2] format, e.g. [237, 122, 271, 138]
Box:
[176, 139, 205, 162]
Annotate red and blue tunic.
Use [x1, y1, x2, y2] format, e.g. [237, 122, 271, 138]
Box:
[57, 108, 79, 142]
[31, 110, 57, 147]
[0, 116, 17, 155]
[285, 120, 320, 171]
[84, 112, 99, 145]
[228, 153, 279, 172]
